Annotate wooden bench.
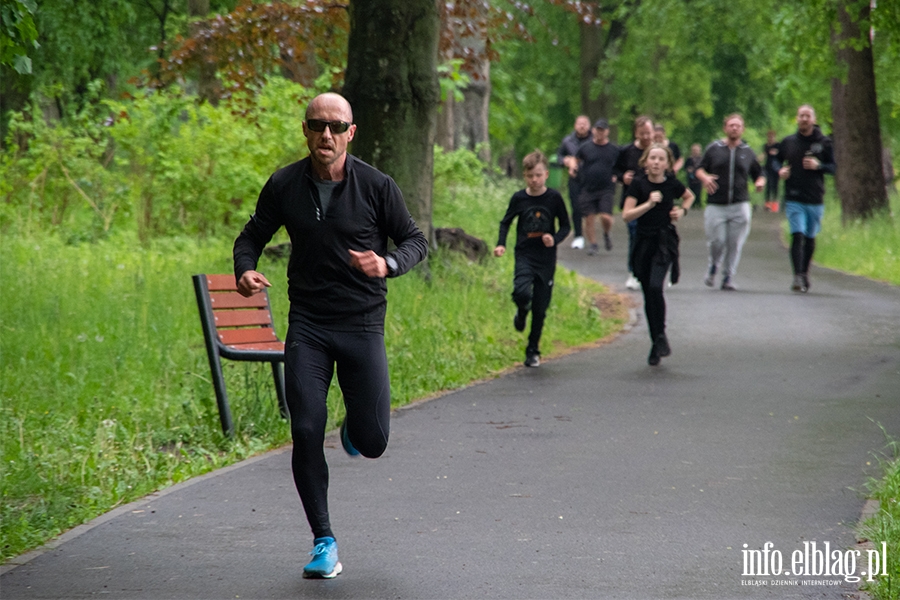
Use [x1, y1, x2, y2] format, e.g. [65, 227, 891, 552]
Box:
[192, 274, 287, 436]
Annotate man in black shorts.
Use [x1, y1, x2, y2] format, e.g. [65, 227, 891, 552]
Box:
[575, 119, 619, 255]
[233, 92, 428, 579]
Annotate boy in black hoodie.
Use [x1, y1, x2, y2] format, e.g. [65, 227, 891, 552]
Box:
[494, 150, 571, 367]
[777, 105, 836, 293]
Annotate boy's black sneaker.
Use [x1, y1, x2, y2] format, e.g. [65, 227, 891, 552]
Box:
[514, 309, 527, 332]
[524, 354, 540, 368]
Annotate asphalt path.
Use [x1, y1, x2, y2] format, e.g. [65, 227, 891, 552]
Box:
[3, 208, 899, 600]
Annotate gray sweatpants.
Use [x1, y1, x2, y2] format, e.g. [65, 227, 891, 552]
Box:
[704, 202, 751, 280]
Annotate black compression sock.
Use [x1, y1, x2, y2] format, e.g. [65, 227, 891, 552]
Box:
[791, 233, 805, 274]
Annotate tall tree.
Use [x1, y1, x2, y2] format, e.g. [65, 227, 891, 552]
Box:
[342, 0, 441, 243]
[830, 0, 888, 220]
[436, 0, 491, 160]
[155, 1, 348, 113]
[579, 1, 633, 141]
[187, 0, 220, 105]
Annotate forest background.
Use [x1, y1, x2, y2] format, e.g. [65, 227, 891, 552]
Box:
[1, 0, 899, 596]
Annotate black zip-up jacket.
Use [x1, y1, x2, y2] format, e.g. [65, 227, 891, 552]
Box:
[234, 155, 428, 331]
[698, 140, 762, 205]
[777, 126, 835, 205]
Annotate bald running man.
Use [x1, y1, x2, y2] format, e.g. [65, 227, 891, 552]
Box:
[234, 93, 428, 578]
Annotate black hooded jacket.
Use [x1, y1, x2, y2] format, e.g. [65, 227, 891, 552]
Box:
[777, 126, 836, 205]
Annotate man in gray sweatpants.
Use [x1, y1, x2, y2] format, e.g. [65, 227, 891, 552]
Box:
[695, 113, 765, 290]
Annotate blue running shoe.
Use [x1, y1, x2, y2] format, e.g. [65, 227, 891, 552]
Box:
[303, 537, 342, 579]
[340, 420, 360, 457]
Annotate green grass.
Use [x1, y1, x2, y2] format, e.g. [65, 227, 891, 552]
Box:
[812, 190, 900, 600]
[811, 192, 900, 285]
[861, 438, 900, 600]
[0, 171, 624, 562]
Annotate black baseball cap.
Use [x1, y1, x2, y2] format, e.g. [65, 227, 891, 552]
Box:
[593, 119, 609, 129]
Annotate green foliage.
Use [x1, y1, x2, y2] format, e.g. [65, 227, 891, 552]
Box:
[488, 1, 580, 159]
[1, 77, 314, 242]
[488, 0, 900, 166]
[437, 59, 471, 103]
[433, 146, 511, 242]
[0, 80, 122, 239]
[1, 0, 39, 74]
[25, 0, 157, 104]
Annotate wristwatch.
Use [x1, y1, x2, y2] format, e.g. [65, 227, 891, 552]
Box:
[385, 255, 399, 277]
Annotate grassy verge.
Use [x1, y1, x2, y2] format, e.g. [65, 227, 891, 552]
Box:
[811, 190, 899, 599]
[0, 169, 626, 562]
[861, 439, 900, 600]
[811, 192, 900, 285]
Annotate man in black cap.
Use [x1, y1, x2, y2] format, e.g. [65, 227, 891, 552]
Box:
[574, 119, 619, 255]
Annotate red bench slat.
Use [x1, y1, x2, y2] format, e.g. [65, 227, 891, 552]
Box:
[206, 274, 239, 291]
[213, 309, 274, 328]
[224, 341, 285, 352]
[210, 291, 270, 309]
[218, 328, 280, 346]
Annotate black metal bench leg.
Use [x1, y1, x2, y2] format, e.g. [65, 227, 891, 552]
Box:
[209, 349, 234, 437]
[193, 274, 235, 437]
[271, 361, 288, 420]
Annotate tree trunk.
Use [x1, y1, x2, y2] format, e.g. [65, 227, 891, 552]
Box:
[434, 1, 490, 161]
[579, 19, 603, 121]
[187, 0, 220, 105]
[343, 0, 440, 244]
[580, 8, 631, 144]
[435, 95, 455, 150]
[830, 0, 887, 222]
[453, 63, 490, 162]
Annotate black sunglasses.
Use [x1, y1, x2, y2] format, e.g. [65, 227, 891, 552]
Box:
[306, 119, 352, 134]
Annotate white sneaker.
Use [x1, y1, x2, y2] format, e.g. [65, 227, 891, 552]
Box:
[571, 236, 585, 249]
[625, 274, 640, 290]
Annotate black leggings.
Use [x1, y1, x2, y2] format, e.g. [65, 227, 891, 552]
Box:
[639, 257, 671, 343]
[765, 171, 779, 200]
[513, 264, 554, 356]
[568, 178, 583, 237]
[284, 320, 391, 540]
